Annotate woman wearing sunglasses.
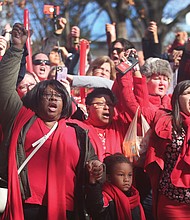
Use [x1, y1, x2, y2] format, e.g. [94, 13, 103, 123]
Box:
[32, 53, 51, 81]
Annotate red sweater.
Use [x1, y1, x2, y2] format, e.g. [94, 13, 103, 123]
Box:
[70, 115, 129, 162]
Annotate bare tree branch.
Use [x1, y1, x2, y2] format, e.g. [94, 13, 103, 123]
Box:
[9, 0, 190, 52]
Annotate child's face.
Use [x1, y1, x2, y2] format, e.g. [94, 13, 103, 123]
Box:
[109, 162, 133, 192]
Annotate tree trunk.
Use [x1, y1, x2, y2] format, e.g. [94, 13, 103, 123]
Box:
[117, 21, 128, 39]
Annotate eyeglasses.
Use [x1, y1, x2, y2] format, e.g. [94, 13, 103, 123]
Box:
[111, 47, 124, 54]
[33, 59, 51, 66]
[90, 102, 114, 109]
[42, 93, 62, 100]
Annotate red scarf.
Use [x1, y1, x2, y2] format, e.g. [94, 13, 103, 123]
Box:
[69, 119, 125, 162]
[149, 94, 171, 110]
[171, 112, 190, 188]
[1, 107, 68, 220]
[84, 120, 125, 162]
[103, 182, 146, 220]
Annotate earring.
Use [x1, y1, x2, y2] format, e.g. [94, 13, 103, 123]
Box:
[83, 112, 88, 120]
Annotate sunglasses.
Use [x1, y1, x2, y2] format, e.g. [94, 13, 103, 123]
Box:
[32, 59, 51, 66]
[111, 47, 125, 54]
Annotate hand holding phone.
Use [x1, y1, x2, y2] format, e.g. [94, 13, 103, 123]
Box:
[55, 66, 68, 82]
[115, 53, 139, 75]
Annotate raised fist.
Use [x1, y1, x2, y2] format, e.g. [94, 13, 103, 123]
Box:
[12, 23, 28, 50]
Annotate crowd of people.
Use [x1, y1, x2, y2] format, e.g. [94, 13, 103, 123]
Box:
[0, 13, 190, 220]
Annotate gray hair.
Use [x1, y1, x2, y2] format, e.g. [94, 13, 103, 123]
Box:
[140, 57, 173, 81]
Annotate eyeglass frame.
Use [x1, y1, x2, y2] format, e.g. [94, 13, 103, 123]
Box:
[90, 101, 115, 109]
[42, 92, 63, 101]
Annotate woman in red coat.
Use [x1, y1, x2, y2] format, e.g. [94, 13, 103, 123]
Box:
[116, 57, 173, 125]
[70, 88, 131, 162]
[114, 57, 173, 220]
[145, 80, 190, 220]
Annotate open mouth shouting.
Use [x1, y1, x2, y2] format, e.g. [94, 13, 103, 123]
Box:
[48, 102, 58, 112]
[39, 66, 46, 74]
[102, 112, 110, 119]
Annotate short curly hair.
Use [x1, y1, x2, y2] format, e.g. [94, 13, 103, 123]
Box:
[103, 153, 133, 175]
[140, 57, 173, 81]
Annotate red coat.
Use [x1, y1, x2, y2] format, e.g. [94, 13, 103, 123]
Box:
[69, 75, 136, 162]
[115, 72, 172, 126]
[133, 75, 172, 124]
[113, 73, 173, 214]
[145, 109, 190, 218]
[112, 71, 137, 122]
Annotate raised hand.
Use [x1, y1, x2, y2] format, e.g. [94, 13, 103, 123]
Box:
[11, 23, 28, 50]
[71, 26, 80, 39]
[105, 23, 116, 43]
[55, 17, 67, 34]
[145, 21, 159, 43]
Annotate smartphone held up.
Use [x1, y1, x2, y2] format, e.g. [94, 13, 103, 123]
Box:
[43, 5, 60, 15]
[116, 52, 139, 75]
[55, 66, 68, 82]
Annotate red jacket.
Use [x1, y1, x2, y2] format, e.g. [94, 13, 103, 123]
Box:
[115, 72, 172, 126]
[69, 75, 136, 162]
[145, 109, 190, 218]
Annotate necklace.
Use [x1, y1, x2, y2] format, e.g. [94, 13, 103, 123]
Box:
[96, 128, 106, 151]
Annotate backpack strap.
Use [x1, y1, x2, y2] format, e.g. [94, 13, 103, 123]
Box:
[18, 121, 58, 175]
